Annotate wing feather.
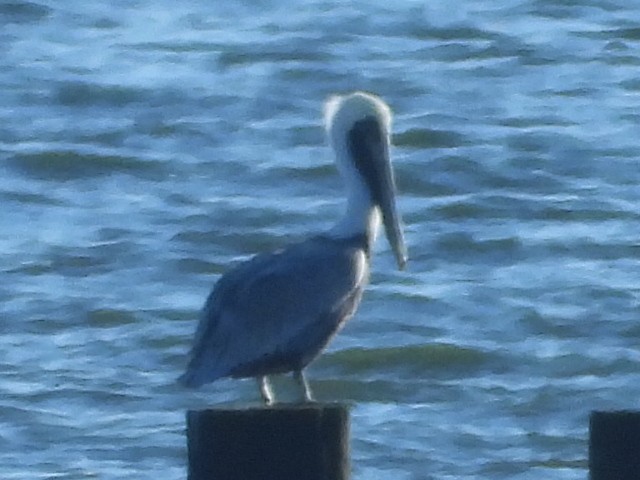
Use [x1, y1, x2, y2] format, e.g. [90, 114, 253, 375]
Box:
[180, 237, 368, 386]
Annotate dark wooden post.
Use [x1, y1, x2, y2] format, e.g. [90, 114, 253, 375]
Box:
[589, 410, 640, 480]
[186, 404, 350, 480]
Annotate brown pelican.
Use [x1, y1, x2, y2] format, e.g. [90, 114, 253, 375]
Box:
[179, 92, 407, 404]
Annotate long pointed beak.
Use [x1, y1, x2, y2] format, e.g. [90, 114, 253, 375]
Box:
[348, 118, 408, 270]
[375, 146, 408, 270]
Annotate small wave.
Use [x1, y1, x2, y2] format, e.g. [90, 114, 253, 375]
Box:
[407, 24, 497, 42]
[7, 149, 166, 181]
[0, 2, 50, 24]
[87, 309, 138, 328]
[0, 190, 65, 206]
[434, 232, 522, 264]
[322, 343, 489, 376]
[396, 128, 467, 149]
[54, 81, 146, 108]
[217, 43, 332, 68]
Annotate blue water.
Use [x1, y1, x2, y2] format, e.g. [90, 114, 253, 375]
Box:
[1, 1, 639, 478]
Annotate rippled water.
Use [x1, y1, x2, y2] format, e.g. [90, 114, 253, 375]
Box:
[2, 1, 639, 478]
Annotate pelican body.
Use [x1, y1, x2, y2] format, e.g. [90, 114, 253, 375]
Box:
[179, 92, 407, 404]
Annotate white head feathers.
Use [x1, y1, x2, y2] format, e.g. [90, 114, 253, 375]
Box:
[324, 91, 392, 145]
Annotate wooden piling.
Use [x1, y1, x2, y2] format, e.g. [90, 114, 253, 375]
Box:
[589, 410, 640, 480]
[186, 404, 350, 480]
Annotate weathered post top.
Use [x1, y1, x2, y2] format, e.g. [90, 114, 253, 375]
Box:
[186, 403, 350, 480]
[589, 410, 640, 480]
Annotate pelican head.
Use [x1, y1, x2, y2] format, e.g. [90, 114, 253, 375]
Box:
[325, 92, 407, 270]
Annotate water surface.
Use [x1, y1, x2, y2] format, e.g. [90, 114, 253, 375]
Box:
[1, 1, 639, 478]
